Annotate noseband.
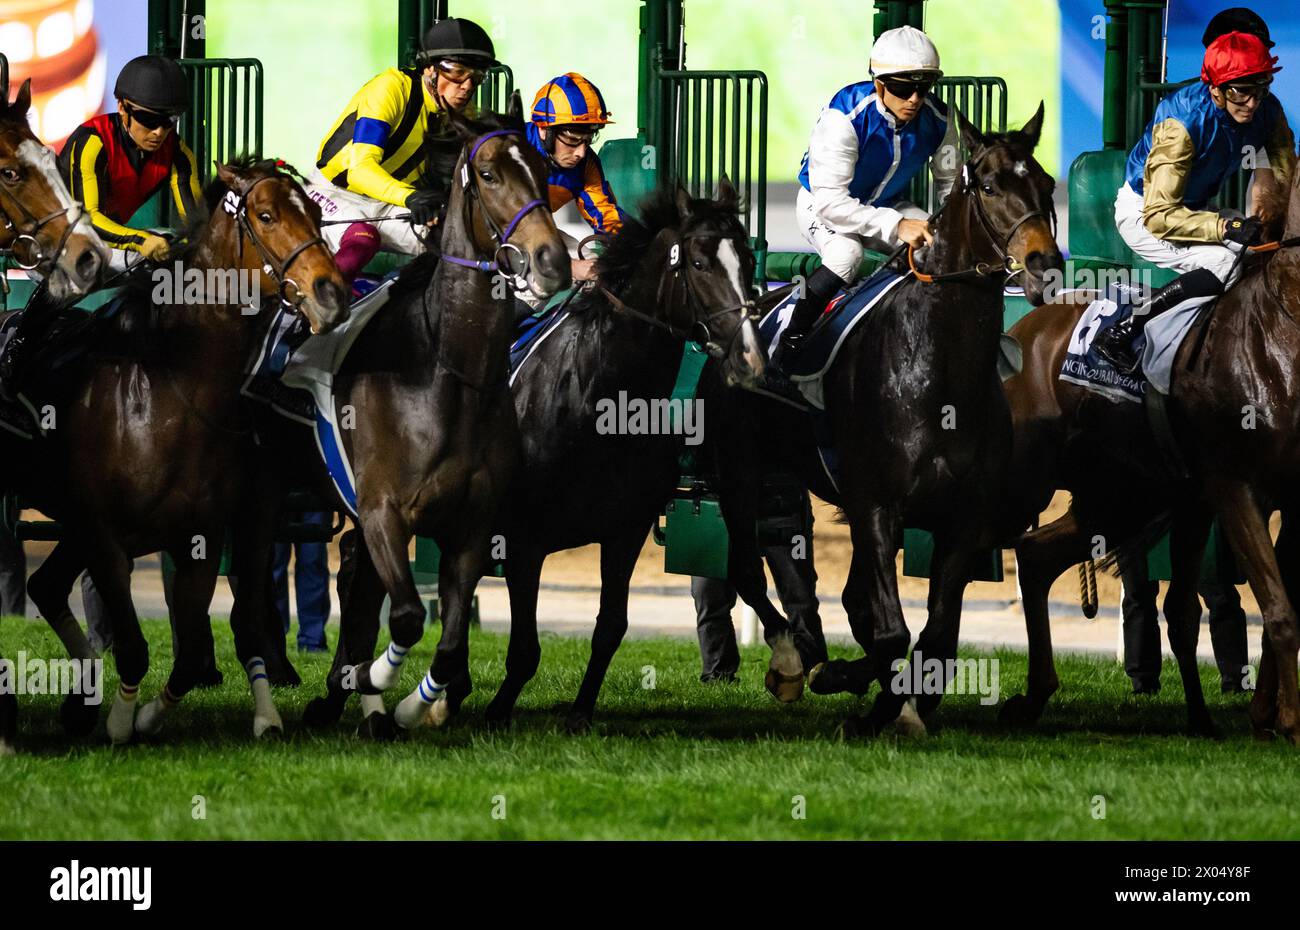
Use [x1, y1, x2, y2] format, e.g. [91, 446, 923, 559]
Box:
[0, 182, 81, 273]
[439, 129, 548, 281]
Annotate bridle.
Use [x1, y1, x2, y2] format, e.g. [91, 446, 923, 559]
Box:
[908, 142, 1057, 285]
[597, 225, 761, 359]
[222, 171, 330, 309]
[0, 158, 83, 274]
[438, 128, 548, 283]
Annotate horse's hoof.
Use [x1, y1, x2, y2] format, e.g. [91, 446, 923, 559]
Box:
[426, 698, 452, 728]
[565, 712, 592, 735]
[357, 712, 397, 742]
[267, 664, 301, 688]
[894, 700, 927, 738]
[484, 699, 513, 730]
[134, 698, 168, 737]
[764, 669, 804, 703]
[60, 694, 100, 737]
[998, 693, 1040, 727]
[302, 696, 344, 729]
[1188, 716, 1220, 740]
[256, 721, 284, 740]
[836, 715, 867, 741]
[192, 666, 224, 690]
[106, 699, 137, 746]
[253, 712, 284, 739]
[808, 659, 853, 696]
[0, 739, 13, 757]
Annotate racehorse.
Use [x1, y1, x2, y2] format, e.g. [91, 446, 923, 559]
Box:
[231, 99, 571, 736]
[1001, 158, 1300, 743]
[467, 178, 767, 732]
[0, 61, 106, 304]
[707, 104, 1062, 736]
[9, 159, 348, 744]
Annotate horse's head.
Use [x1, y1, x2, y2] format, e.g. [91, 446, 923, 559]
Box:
[953, 102, 1063, 306]
[0, 75, 107, 301]
[593, 177, 764, 389]
[210, 160, 349, 334]
[441, 95, 570, 298]
[668, 177, 764, 388]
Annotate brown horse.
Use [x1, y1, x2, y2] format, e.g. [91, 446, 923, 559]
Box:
[235, 101, 570, 736]
[10, 159, 348, 744]
[998, 166, 1300, 741]
[0, 64, 106, 303]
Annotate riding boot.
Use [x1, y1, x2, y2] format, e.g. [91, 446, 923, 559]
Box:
[0, 283, 58, 399]
[768, 265, 846, 374]
[1093, 268, 1225, 373]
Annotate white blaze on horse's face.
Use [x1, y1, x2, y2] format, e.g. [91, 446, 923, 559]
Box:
[507, 142, 531, 177]
[17, 140, 84, 227]
[1013, 161, 1028, 178]
[715, 237, 765, 382]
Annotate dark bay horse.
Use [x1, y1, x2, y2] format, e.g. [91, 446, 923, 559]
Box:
[9, 160, 348, 743]
[471, 179, 767, 732]
[235, 102, 571, 735]
[708, 105, 1062, 736]
[1002, 162, 1300, 743]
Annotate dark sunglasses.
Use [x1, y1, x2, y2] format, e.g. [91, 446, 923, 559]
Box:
[125, 103, 181, 131]
[881, 78, 936, 101]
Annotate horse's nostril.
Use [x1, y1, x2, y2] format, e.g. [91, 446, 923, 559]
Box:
[76, 247, 101, 282]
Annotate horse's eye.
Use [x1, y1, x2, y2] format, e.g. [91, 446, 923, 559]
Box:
[479, 170, 495, 182]
[691, 259, 705, 270]
[981, 183, 995, 195]
[0, 168, 18, 183]
[258, 212, 272, 223]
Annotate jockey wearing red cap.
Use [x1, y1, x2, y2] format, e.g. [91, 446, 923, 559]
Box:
[1095, 30, 1294, 371]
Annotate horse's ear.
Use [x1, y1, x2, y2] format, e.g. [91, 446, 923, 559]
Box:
[215, 162, 245, 192]
[716, 173, 738, 209]
[446, 104, 477, 142]
[1018, 101, 1046, 151]
[506, 90, 523, 123]
[675, 183, 694, 221]
[1, 56, 9, 106]
[953, 107, 985, 157]
[12, 79, 31, 119]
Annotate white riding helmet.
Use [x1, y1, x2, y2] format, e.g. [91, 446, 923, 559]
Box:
[869, 26, 943, 80]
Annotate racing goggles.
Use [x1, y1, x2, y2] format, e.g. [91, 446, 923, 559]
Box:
[124, 103, 182, 130]
[435, 59, 488, 86]
[1221, 76, 1272, 103]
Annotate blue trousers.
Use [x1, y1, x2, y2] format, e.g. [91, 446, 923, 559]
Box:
[273, 511, 331, 651]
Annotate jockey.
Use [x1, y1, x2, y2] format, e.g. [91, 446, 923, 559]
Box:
[1094, 27, 1294, 372]
[772, 25, 958, 370]
[526, 73, 626, 283]
[0, 54, 201, 393]
[304, 17, 497, 282]
[60, 54, 202, 270]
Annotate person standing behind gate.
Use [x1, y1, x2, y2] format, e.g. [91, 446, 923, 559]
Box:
[693, 472, 827, 681]
[770, 25, 958, 378]
[273, 512, 330, 653]
[304, 17, 498, 283]
[1093, 27, 1294, 371]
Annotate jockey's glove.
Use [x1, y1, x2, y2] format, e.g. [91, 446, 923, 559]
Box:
[1222, 215, 1263, 248]
[140, 234, 172, 262]
[405, 189, 445, 226]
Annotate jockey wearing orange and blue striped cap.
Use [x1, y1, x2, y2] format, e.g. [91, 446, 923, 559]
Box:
[527, 73, 627, 235]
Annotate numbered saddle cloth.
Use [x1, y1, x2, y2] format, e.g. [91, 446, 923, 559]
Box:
[1060, 283, 1213, 403]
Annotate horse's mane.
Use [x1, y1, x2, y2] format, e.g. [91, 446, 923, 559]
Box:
[594, 184, 746, 292]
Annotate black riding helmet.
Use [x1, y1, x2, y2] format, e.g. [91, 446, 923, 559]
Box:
[1202, 7, 1274, 49]
[418, 17, 499, 67]
[114, 55, 188, 114]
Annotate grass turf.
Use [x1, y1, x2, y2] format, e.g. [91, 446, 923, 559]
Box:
[1, 616, 1295, 840]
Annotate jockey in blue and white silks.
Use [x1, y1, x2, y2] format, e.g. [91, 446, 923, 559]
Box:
[772, 25, 958, 371]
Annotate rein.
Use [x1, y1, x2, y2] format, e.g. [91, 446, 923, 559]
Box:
[224, 174, 330, 313]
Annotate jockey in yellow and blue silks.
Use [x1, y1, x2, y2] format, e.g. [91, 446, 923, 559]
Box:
[526, 73, 626, 282]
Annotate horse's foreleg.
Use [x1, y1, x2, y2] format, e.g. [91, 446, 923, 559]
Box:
[485, 540, 544, 728]
[353, 501, 422, 695]
[0, 673, 14, 755]
[808, 543, 875, 698]
[81, 536, 145, 745]
[28, 540, 101, 735]
[911, 525, 983, 724]
[1002, 509, 1091, 725]
[565, 527, 645, 733]
[1163, 505, 1215, 737]
[843, 505, 911, 738]
[1212, 479, 1300, 743]
[136, 545, 226, 738]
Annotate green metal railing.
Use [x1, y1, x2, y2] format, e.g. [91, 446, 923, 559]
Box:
[907, 75, 1007, 212]
[474, 65, 515, 115]
[656, 68, 769, 270]
[177, 58, 264, 184]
